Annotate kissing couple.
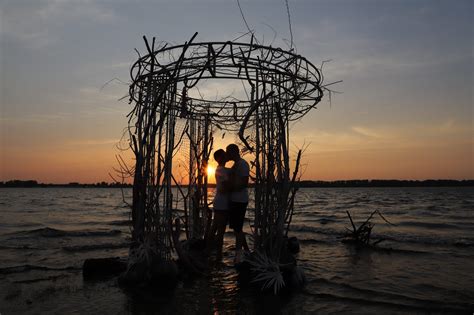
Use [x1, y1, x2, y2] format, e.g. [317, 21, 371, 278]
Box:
[209, 144, 250, 264]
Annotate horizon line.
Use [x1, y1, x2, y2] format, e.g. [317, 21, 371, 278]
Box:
[1, 178, 473, 187]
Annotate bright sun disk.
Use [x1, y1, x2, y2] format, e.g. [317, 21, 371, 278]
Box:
[207, 165, 216, 177]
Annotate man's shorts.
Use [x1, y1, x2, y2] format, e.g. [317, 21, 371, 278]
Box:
[229, 202, 248, 232]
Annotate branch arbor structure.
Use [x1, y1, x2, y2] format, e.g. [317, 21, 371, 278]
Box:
[126, 33, 324, 288]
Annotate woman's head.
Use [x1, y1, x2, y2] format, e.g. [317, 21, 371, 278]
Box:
[214, 149, 227, 165]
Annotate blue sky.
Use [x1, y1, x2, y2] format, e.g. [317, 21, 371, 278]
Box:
[0, 0, 472, 182]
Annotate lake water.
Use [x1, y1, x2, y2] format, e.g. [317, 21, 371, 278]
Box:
[0, 187, 473, 314]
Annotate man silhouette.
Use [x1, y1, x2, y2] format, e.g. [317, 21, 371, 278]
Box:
[226, 144, 250, 264]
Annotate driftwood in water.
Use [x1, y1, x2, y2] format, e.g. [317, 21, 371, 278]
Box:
[343, 210, 394, 246]
[118, 259, 179, 291]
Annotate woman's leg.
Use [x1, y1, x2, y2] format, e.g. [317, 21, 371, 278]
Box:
[206, 211, 219, 252]
[214, 212, 228, 259]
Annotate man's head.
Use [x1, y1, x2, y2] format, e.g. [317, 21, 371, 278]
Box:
[213, 149, 227, 165]
[226, 144, 240, 162]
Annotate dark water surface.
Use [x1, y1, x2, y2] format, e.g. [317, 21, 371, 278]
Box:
[0, 187, 473, 314]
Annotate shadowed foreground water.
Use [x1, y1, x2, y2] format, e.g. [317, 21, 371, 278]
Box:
[0, 187, 473, 314]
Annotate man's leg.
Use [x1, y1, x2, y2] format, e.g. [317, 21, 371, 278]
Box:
[239, 202, 249, 252]
[231, 202, 249, 263]
[241, 231, 249, 252]
[230, 202, 242, 249]
[235, 231, 249, 252]
[235, 230, 242, 251]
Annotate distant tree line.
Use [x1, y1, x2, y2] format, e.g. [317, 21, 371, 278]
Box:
[1, 179, 473, 188]
[298, 179, 474, 188]
[0, 180, 132, 188]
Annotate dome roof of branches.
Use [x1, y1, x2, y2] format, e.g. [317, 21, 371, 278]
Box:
[128, 33, 324, 131]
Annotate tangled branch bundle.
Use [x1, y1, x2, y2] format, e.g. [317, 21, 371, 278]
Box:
[123, 32, 326, 285]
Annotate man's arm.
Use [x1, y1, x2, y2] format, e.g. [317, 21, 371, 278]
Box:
[233, 161, 249, 190]
[233, 175, 248, 191]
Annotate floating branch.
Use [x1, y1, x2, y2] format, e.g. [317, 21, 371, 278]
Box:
[343, 210, 395, 247]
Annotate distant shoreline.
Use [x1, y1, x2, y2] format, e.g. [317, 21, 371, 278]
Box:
[1, 179, 473, 188]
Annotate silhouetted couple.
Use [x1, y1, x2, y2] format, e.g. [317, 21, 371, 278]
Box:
[209, 144, 250, 264]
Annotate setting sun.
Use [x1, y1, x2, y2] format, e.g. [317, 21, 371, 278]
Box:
[207, 165, 216, 179]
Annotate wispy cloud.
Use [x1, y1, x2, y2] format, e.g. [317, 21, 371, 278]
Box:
[0, 112, 73, 124]
[79, 87, 121, 102]
[293, 119, 473, 154]
[352, 126, 384, 139]
[37, 0, 116, 22]
[440, 119, 455, 132]
[187, 80, 247, 101]
[0, 0, 116, 48]
[66, 139, 119, 146]
[106, 62, 132, 70]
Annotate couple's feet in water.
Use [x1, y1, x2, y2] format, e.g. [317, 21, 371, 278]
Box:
[233, 249, 251, 265]
[209, 249, 249, 267]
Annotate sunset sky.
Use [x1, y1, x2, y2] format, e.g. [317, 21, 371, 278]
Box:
[1, 0, 472, 183]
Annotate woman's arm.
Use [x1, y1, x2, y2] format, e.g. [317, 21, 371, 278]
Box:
[219, 169, 233, 193]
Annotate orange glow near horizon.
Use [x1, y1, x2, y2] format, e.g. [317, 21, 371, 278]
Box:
[1, 124, 473, 184]
[207, 165, 216, 181]
[2, 143, 472, 184]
